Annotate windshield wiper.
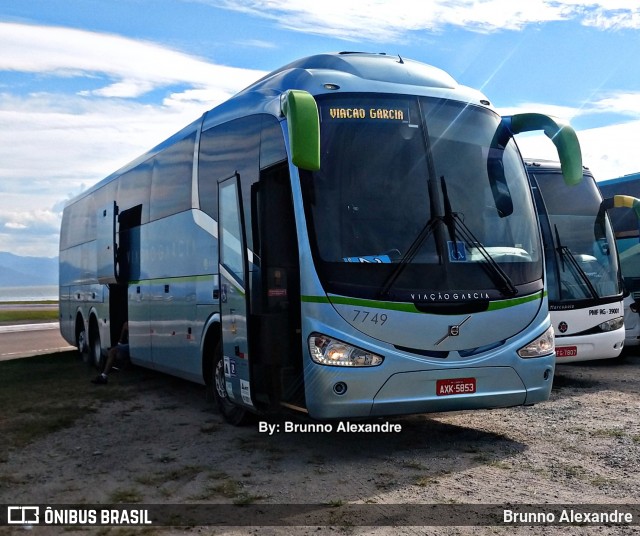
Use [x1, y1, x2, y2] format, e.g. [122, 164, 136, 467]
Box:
[440, 176, 518, 297]
[378, 216, 439, 299]
[450, 213, 518, 297]
[440, 176, 461, 260]
[554, 224, 598, 300]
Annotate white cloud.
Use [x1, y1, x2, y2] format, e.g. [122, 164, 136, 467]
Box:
[0, 22, 268, 257]
[198, 0, 640, 41]
[499, 90, 640, 122]
[1, 208, 59, 233]
[498, 103, 583, 122]
[591, 92, 640, 117]
[498, 91, 640, 181]
[576, 1, 640, 30]
[0, 21, 265, 99]
[514, 120, 640, 182]
[0, 92, 208, 256]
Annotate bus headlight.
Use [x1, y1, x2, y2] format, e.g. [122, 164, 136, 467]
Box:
[517, 326, 555, 358]
[598, 317, 624, 332]
[309, 333, 384, 367]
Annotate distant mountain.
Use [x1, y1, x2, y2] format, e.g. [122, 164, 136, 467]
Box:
[0, 252, 58, 287]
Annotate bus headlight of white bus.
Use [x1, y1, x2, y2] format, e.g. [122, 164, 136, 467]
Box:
[309, 334, 384, 367]
[517, 326, 555, 358]
[598, 317, 624, 332]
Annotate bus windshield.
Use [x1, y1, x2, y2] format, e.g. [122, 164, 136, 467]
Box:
[301, 94, 542, 302]
[532, 170, 621, 302]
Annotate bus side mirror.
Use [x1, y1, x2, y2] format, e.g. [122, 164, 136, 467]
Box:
[281, 90, 320, 171]
[599, 195, 640, 218]
[612, 195, 640, 219]
[595, 195, 640, 243]
[504, 113, 582, 186]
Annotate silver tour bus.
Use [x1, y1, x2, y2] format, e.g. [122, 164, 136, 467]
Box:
[59, 52, 582, 424]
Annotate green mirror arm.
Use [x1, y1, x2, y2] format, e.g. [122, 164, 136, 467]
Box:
[503, 113, 583, 186]
[280, 90, 320, 171]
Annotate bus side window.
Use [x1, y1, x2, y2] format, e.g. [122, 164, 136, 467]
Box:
[150, 133, 195, 222]
[198, 116, 261, 251]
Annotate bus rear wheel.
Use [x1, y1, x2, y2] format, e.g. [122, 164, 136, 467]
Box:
[212, 341, 250, 426]
[76, 323, 89, 363]
[88, 319, 104, 370]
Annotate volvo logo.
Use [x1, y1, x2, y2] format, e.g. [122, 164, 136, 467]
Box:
[435, 316, 471, 346]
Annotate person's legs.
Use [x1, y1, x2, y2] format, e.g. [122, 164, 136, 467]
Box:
[91, 347, 117, 384]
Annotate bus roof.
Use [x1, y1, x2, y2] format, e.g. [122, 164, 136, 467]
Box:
[598, 172, 640, 188]
[202, 52, 493, 130]
[244, 52, 458, 92]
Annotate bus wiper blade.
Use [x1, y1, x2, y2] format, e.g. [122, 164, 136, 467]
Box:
[452, 213, 518, 297]
[441, 175, 517, 297]
[440, 176, 460, 258]
[554, 224, 599, 300]
[378, 217, 439, 299]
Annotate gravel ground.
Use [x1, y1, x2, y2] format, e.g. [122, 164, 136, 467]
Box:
[1, 350, 639, 536]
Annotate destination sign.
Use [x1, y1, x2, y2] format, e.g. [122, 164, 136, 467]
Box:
[323, 106, 409, 122]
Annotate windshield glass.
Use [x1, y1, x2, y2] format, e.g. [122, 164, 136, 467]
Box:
[531, 170, 621, 303]
[300, 94, 542, 303]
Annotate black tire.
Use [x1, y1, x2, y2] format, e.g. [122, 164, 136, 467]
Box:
[76, 320, 90, 363]
[89, 319, 104, 370]
[212, 340, 250, 426]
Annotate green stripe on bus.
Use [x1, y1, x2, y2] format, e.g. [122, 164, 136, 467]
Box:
[301, 291, 544, 313]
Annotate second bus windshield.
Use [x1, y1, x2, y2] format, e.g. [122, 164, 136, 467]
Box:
[301, 94, 542, 303]
[532, 170, 621, 303]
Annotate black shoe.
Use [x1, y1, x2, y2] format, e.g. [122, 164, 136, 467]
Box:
[91, 375, 108, 385]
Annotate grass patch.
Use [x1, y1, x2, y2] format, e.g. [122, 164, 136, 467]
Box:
[135, 465, 203, 487]
[414, 476, 438, 487]
[0, 351, 137, 452]
[0, 309, 59, 323]
[402, 460, 427, 470]
[109, 488, 144, 503]
[591, 428, 625, 439]
[211, 479, 242, 498]
[233, 492, 267, 505]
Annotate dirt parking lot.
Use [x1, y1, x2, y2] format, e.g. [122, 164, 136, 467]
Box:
[1, 349, 639, 535]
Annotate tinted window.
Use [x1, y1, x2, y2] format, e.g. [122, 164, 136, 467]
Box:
[198, 116, 261, 248]
[117, 160, 152, 224]
[150, 133, 195, 221]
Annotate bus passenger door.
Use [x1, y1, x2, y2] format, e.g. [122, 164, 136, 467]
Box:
[218, 174, 254, 410]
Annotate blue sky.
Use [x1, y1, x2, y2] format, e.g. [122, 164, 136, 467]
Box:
[1, 0, 640, 257]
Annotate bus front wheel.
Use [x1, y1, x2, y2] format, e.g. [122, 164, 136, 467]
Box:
[212, 341, 250, 426]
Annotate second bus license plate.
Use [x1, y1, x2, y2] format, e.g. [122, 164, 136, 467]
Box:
[556, 346, 578, 358]
[436, 377, 476, 396]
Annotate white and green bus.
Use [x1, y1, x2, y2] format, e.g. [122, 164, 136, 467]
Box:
[59, 52, 582, 423]
[527, 160, 635, 362]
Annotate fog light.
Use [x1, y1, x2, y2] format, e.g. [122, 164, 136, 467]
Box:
[333, 382, 348, 395]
